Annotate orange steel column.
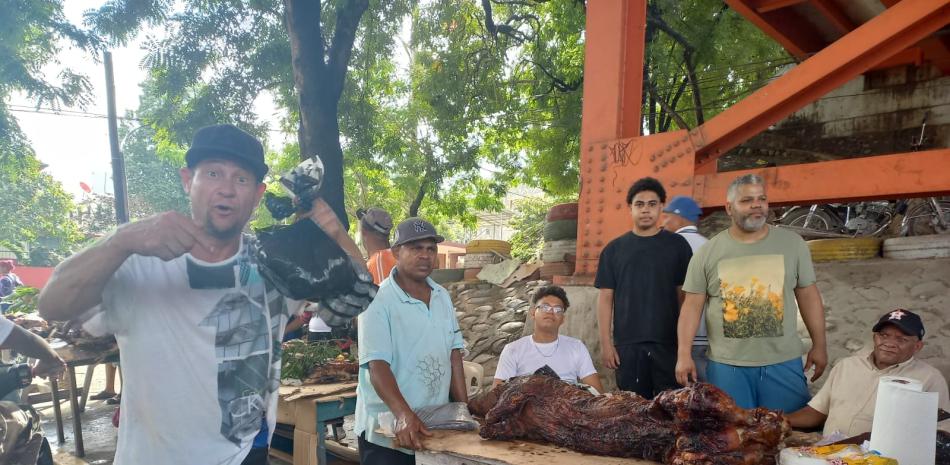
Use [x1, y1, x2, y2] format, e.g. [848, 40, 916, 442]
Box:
[572, 0, 647, 282]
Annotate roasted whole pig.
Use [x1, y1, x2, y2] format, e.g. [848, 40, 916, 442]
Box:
[469, 375, 789, 465]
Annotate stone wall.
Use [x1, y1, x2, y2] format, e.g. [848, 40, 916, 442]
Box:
[447, 280, 550, 387]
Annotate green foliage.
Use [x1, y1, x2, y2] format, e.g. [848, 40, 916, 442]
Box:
[508, 196, 575, 262]
[1, 286, 40, 314]
[120, 121, 191, 218]
[0, 152, 81, 264]
[0, 0, 100, 155]
[280, 339, 345, 381]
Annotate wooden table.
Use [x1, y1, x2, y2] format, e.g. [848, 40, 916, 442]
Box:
[416, 430, 660, 465]
[48, 345, 118, 458]
[275, 382, 358, 465]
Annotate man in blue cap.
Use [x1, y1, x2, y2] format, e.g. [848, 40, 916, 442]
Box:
[662, 196, 710, 380]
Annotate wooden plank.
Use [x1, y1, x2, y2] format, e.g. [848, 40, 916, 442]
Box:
[279, 382, 357, 402]
[421, 430, 660, 465]
[293, 429, 319, 465]
[269, 448, 294, 464]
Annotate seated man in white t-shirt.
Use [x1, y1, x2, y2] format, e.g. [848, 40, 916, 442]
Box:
[493, 285, 604, 393]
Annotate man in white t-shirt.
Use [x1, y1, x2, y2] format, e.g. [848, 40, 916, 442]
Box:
[37, 124, 365, 465]
[494, 285, 604, 393]
[661, 195, 710, 381]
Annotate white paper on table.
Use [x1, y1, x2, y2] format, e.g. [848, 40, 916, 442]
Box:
[869, 376, 937, 465]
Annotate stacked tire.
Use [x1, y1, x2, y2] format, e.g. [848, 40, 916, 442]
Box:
[807, 238, 882, 262]
[541, 203, 578, 279]
[463, 240, 512, 280]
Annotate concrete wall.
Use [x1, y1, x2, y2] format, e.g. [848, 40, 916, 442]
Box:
[724, 64, 950, 171]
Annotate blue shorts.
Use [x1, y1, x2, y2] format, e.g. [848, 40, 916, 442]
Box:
[706, 357, 809, 413]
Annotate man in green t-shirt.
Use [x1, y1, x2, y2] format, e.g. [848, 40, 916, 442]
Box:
[674, 174, 827, 412]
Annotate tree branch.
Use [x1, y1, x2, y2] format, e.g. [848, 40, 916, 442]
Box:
[647, 79, 689, 130]
[326, 0, 370, 102]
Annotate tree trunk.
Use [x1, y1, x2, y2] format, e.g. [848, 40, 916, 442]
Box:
[408, 179, 429, 217]
[283, 0, 369, 230]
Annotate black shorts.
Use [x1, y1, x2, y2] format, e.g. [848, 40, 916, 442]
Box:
[358, 433, 415, 465]
[615, 342, 678, 399]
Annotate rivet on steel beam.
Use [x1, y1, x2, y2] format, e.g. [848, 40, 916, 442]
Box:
[588, 146, 594, 152]
[583, 252, 589, 258]
[601, 163, 608, 171]
[615, 188, 621, 193]
[600, 144, 607, 149]
[653, 166, 660, 173]
[598, 187, 604, 192]
[665, 145, 672, 152]
[670, 181, 679, 187]
[584, 241, 590, 247]
[595, 240, 603, 247]
[650, 154, 655, 162]
[661, 160, 668, 167]
[615, 203, 622, 210]
[586, 207, 591, 212]
[598, 205, 603, 212]
[599, 176, 605, 182]
[673, 139, 680, 147]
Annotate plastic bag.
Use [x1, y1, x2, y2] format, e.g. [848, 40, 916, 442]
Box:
[378, 402, 479, 437]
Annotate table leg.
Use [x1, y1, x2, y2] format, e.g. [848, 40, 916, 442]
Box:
[79, 365, 95, 412]
[67, 366, 85, 457]
[49, 375, 65, 444]
[317, 420, 328, 465]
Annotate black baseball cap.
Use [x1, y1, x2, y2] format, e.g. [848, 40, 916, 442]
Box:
[392, 217, 444, 247]
[357, 208, 394, 236]
[872, 308, 925, 339]
[185, 124, 268, 181]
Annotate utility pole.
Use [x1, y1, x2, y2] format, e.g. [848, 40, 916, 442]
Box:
[104, 51, 130, 224]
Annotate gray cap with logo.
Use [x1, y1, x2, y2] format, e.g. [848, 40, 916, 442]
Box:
[392, 217, 445, 247]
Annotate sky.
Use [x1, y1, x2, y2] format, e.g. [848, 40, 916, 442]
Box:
[9, 1, 148, 197]
[8, 0, 287, 199]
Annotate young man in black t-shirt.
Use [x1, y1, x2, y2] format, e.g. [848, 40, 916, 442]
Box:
[595, 177, 692, 398]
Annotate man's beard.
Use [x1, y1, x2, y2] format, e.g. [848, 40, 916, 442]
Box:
[204, 213, 245, 240]
[736, 213, 767, 232]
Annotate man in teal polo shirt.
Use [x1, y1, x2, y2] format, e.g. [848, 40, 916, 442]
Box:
[355, 217, 468, 465]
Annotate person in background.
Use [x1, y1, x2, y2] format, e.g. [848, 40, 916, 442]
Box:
[355, 218, 467, 465]
[787, 309, 949, 436]
[494, 285, 604, 393]
[0, 260, 23, 313]
[676, 174, 827, 413]
[359, 207, 395, 285]
[595, 177, 693, 399]
[661, 196, 710, 381]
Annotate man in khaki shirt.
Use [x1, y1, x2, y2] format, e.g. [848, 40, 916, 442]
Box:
[788, 309, 949, 436]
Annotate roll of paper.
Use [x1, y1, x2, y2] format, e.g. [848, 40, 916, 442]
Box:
[869, 376, 938, 465]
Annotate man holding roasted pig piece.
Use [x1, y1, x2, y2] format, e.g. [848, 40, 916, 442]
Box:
[38, 124, 368, 465]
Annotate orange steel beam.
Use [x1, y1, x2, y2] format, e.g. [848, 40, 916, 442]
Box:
[578, 0, 646, 144]
[692, 149, 950, 208]
[811, 0, 856, 34]
[726, 0, 819, 58]
[752, 0, 807, 13]
[692, 0, 950, 174]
